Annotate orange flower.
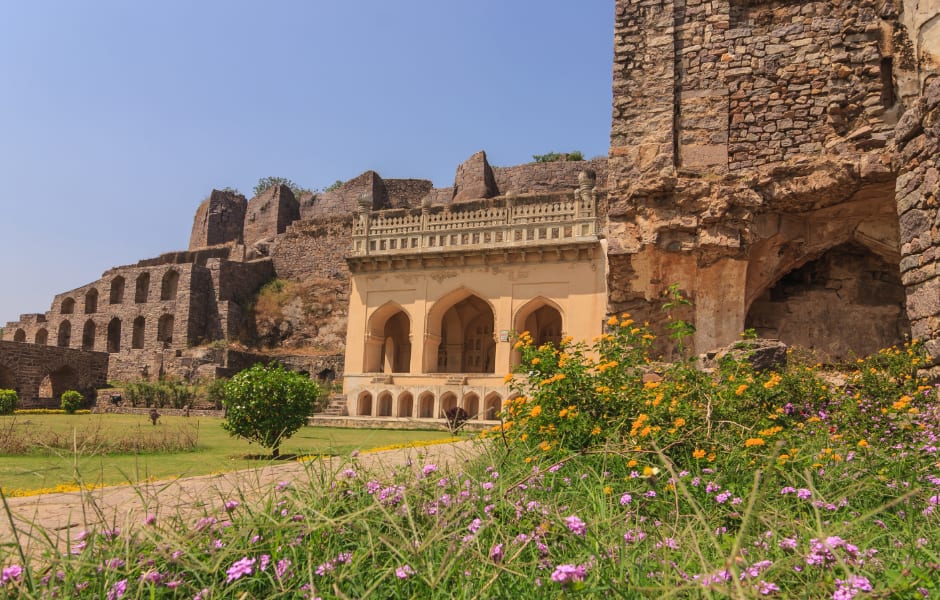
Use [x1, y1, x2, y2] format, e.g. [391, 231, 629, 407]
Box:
[744, 437, 765, 447]
[692, 449, 706, 459]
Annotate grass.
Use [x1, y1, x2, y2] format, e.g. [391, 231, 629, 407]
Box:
[0, 414, 453, 495]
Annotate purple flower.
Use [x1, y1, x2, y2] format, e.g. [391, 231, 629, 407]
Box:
[619, 493, 632, 505]
[833, 575, 873, 599]
[143, 514, 156, 526]
[551, 563, 588, 585]
[779, 537, 798, 551]
[757, 580, 780, 595]
[226, 557, 255, 583]
[224, 500, 239, 512]
[624, 529, 646, 544]
[422, 464, 438, 476]
[395, 564, 415, 579]
[716, 491, 732, 504]
[468, 518, 482, 533]
[780, 486, 796, 495]
[489, 543, 504, 562]
[107, 579, 127, 600]
[1, 565, 23, 584]
[139, 569, 162, 584]
[275, 559, 292, 579]
[796, 488, 812, 499]
[565, 515, 586, 536]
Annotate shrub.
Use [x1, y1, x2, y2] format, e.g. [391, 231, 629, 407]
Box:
[60, 390, 83, 414]
[124, 378, 195, 408]
[0, 389, 17, 415]
[221, 363, 319, 457]
[444, 406, 469, 433]
[205, 377, 228, 409]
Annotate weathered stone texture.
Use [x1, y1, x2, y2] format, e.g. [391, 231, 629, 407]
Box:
[0, 340, 108, 406]
[452, 150, 498, 202]
[493, 158, 608, 195]
[188, 189, 247, 250]
[270, 217, 352, 281]
[243, 184, 301, 252]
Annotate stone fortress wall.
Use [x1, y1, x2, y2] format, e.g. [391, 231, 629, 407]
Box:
[2, 0, 939, 397]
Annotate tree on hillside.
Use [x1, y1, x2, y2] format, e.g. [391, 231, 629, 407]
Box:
[253, 177, 314, 199]
[221, 363, 319, 458]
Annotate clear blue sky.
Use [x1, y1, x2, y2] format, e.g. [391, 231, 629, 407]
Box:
[0, 1, 615, 325]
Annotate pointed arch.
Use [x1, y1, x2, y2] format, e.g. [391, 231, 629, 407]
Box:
[357, 391, 373, 416]
[426, 287, 496, 374]
[110, 275, 125, 304]
[84, 288, 98, 314]
[132, 316, 146, 349]
[462, 392, 480, 419]
[135, 272, 151, 303]
[514, 297, 564, 347]
[107, 318, 122, 353]
[365, 302, 412, 373]
[61, 297, 75, 314]
[484, 392, 502, 420]
[57, 321, 72, 347]
[397, 391, 414, 418]
[158, 314, 175, 346]
[417, 391, 435, 418]
[82, 319, 96, 350]
[439, 392, 457, 418]
[35, 328, 48, 345]
[161, 269, 180, 301]
[377, 390, 393, 417]
[13, 329, 26, 343]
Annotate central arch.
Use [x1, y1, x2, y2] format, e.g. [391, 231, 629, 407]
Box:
[57, 321, 72, 347]
[82, 319, 96, 351]
[107, 318, 122, 353]
[364, 303, 412, 373]
[39, 365, 78, 400]
[426, 288, 496, 374]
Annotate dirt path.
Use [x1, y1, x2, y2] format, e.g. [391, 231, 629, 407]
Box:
[1, 439, 485, 557]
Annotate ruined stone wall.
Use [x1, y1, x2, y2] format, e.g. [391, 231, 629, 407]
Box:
[0, 340, 108, 405]
[243, 184, 300, 250]
[270, 217, 353, 281]
[383, 179, 434, 208]
[493, 158, 608, 195]
[894, 77, 940, 373]
[189, 189, 247, 250]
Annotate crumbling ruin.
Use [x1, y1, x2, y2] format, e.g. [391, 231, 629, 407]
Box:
[2, 0, 938, 411]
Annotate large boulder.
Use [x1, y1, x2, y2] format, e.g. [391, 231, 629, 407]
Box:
[699, 338, 788, 373]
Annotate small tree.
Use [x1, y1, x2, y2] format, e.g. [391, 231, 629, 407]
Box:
[253, 176, 313, 199]
[221, 363, 319, 458]
[60, 390, 83, 414]
[0, 389, 17, 415]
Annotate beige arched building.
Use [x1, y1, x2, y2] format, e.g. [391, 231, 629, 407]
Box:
[342, 173, 607, 421]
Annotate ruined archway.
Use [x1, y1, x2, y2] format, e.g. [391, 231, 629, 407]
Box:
[132, 316, 146, 349]
[427, 289, 496, 374]
[82, 319, 96, 351]
[84, 288, 98, 314]
[377, 391, 393, 417]
[35, 328, 48, 345]
[107, 318, 122, 353]
[0, 363, 15, 391]
[746, 242, 908, 362]
[61, 297, 75, 315]
[57, 321, 71, 347]
[364, 303, 412, 373]
[157, 314, 175, 346]
[39, 365, 78, 400]
[161, 270, 180, 301]
[110, 276, 125, 304]
[135, 273, 150, 303]
[13, 329, 26, 343]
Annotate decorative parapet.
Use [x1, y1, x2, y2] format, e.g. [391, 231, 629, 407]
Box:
[349, 171, 599, 257]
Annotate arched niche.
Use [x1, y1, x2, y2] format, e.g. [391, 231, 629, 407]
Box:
[418, 392, 435, 418]
[39, 365, 78, 400]
[426, 288, 496, 374]
[483, 393, 502, 420]
[365, 303, 412, 373]
[135, 273, 151, 303]
[357, 391, 373, 416]
[57, 321, 71, 347]
[132, 317, 146, 349]
[61, 297, 75, 315]
[397, 392, 414, 418]
[439, 392, 457, 418]
[161, 270, 180, 301]
[81, 319, 96, 351]
[110, 276, 125, 304]
[377, 391, 393, 417]
[35, 328, 48, 345]
[84, 288, 98, 314]
[13, 329, 26, 343]
[107, 318, 122, 353]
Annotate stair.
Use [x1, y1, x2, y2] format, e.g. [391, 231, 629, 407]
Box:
[319, 394, 348, 416]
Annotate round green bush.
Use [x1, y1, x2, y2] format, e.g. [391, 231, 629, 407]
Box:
[0, 389, 17, 415]
[221, 363, 319, 457]
[60, 390, 84, 414]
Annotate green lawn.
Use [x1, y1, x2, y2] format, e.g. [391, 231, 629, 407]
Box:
[0, 414, 454, 495]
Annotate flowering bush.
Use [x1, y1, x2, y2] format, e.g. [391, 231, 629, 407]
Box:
[60, 390, 83, 414]
[221, 363, 319, 458]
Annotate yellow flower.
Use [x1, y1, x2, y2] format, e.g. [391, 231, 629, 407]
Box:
[673, 417, 686, 428]
[559, 408, 568, 418]
[530, 357, 540, 365]
[692, 449, 706, 459]
[607, 315, 619, 326]
[503, 373, 513, 383]
[744, 437, 765, 447]
[857, 439, 868, 448]
[539, 440, 552, 452]
[530, 405, 542, 418]
[604, 486, 612, 495]
[627, 459, 638, 467]
[591, 425, 601, 435]
[735, 384, 748, 396]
